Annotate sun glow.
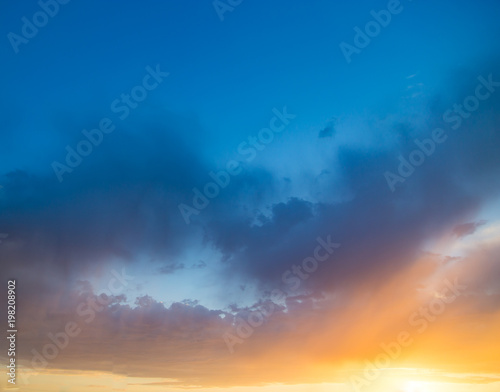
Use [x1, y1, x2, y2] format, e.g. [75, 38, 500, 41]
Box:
[403, 380, 427, 392]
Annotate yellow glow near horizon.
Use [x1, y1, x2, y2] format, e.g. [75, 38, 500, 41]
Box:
[403, 380, 427, 392]
[9, 370, 500, 392]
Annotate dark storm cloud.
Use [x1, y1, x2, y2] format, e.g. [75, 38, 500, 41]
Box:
[201, 60, 500, 296]
[0, 105, 283, 297]
[0, 111, 213, 278]
[205, 197, 313, 258]
[2, 57, 500, 323]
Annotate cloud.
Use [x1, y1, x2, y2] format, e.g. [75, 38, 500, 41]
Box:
[157, 263, 185, 274]
[10, 240, 500, 387]
[2, 57, 500, 388]
[318, 118, 337, 138]
[0, 111, 215, 280]
[191, 260, 206, 269]
[453, 220, 487, 238]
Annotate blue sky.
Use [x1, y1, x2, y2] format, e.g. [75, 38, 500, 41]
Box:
[3, 0, 500, 171]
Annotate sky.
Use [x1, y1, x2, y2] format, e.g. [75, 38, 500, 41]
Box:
[1, 0, 500, 391]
